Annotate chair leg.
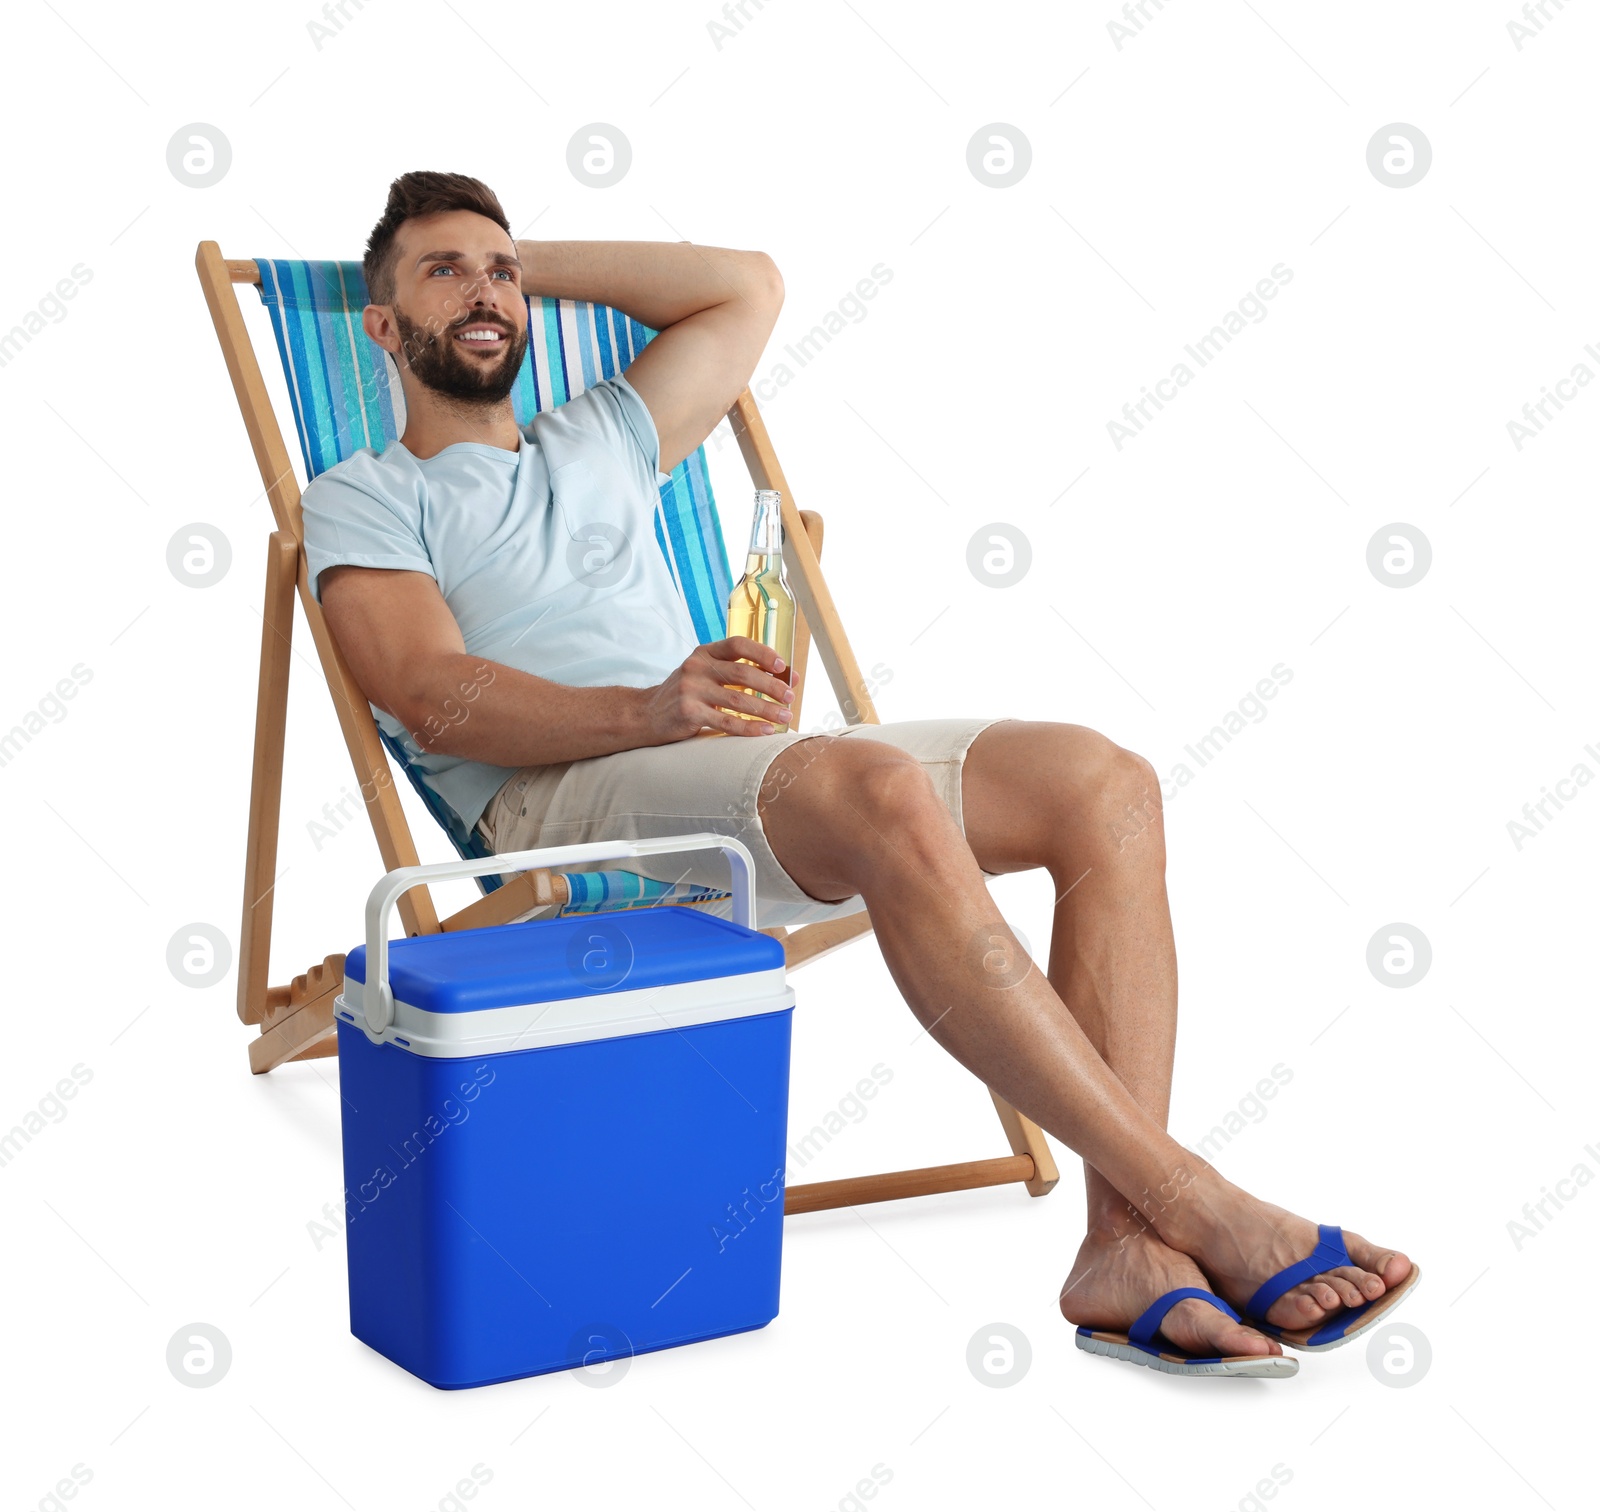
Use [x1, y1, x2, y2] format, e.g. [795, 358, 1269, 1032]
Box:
[238, 531, 299, 1026]
[783, 1100, 1059, 1213]
[249, 990, 338, 1074]
[786, 1155, 1037, 1215]
[989, 1090, 1060, 1197]
[250, 955, 345, 1074]
[782, 911, 875, 969]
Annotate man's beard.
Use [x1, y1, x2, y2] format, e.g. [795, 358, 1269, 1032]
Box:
[393, 303, 528, 405]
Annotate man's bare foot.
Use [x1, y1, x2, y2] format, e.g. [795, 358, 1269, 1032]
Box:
[1155, 1166, 1414, 1333]
[1060, 1223, 1285, 1358]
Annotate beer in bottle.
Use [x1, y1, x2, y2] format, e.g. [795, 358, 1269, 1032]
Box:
[718, 488, 796, 729]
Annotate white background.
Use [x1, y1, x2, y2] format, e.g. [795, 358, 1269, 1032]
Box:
[2, 1, 1595, 1508]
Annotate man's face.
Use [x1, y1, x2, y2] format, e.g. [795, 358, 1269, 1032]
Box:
[382, 210, 528, 403]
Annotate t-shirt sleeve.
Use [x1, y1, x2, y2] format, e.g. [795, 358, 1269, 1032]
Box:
[532, 372, 673, 490]
[300, 465, 436, 606]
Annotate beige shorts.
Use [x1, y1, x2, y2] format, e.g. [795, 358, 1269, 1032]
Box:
[475, 716, 1017, 930]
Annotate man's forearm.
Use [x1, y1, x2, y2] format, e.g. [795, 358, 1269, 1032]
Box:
[397, 653, 656, 769]
[514, 239, 773, 333]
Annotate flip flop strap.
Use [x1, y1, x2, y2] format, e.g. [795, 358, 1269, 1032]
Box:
[1128, 1286, 1241, 1348]
[1245, 1223, 1352, 1319]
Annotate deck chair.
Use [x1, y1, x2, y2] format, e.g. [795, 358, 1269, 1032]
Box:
[195, 240, 1058, 1216]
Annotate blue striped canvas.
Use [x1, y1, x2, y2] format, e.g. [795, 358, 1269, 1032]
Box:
[254, 258, 737, 915]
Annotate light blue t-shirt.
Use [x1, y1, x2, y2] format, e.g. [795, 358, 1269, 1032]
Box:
[300, 372, 700, 836]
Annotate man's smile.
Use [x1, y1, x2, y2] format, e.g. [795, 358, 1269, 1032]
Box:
[452, 320, 511, 351]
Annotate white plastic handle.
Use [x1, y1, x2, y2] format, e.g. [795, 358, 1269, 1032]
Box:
[359, 832, 758, 1034]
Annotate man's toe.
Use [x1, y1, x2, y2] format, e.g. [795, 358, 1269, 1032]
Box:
[1308, 1280, 1343, 1311]
[1267, 1286, 1329, 1329]
[1318, 1269, 1370, 1308]
[1214, 1318, 1280, 1358]
[1168, 1301, 1279, 1358]
[1380, 1249, 1413, 1286]
[1346, 1232, 1413, 1287]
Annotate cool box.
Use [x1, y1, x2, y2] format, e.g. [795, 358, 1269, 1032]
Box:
[331, 834, 793, 1390]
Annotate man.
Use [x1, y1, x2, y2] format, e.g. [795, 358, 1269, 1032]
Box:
[302, 171, 1416, 1374]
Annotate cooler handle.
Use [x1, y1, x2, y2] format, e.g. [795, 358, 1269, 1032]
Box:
[359, 831, 759, 1034]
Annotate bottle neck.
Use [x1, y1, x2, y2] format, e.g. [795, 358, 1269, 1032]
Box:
[748, 489, 783, 556]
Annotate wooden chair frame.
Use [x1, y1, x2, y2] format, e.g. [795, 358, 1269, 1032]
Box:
[195, 240, 1058, 1215]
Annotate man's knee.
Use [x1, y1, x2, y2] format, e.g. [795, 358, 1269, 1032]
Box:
[760, 736, 938, 835]
[851, 744, 943, 825]
[1108, 743, 1161, 807]
[1081, 737, 1163, 855]
[1032, 728, 1162, 845]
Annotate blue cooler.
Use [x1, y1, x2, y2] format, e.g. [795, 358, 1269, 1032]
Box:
[331, 833, 793, 1390]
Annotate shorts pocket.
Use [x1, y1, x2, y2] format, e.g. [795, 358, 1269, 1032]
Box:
[478, 775, 524, 849]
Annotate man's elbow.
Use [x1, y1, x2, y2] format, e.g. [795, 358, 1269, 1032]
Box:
[392, 696, 456, 757]
[391, 653, 492, 756]
[370, 688, 426, 745]
[335, 655, 412, 733]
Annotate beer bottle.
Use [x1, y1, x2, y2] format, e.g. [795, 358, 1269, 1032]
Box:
[720, 488, 796, 728]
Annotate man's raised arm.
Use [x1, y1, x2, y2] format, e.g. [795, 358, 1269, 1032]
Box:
[513, 238, 783, 474]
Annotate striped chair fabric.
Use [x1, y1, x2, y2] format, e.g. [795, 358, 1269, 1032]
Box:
[253, 258, 737, 915]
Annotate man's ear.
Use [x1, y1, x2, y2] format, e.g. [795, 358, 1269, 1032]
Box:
[362, 302, 395, 356]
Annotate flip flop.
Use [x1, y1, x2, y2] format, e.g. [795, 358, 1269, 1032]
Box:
[1075, 1286, 1298, 1378]
[1243, 1223, 1422, 1352]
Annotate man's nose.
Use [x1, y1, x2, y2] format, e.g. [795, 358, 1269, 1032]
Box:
[462, 271, 503, 306]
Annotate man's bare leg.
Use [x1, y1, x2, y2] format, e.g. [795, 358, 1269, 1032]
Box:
[961, 722, 1180, 1215]
[960, 721, 1281, 1354]
[757, 729, 1411, 1350]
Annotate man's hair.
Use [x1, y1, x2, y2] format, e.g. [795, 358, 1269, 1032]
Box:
[362, 171, 511, 306]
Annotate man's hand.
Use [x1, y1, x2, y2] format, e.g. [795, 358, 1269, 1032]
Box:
[639, 636, 795, 743]
[514, 239, 782, 474]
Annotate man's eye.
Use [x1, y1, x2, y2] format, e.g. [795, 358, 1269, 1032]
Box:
[429, 265, 455, 275]
[493, 268, 515, 280]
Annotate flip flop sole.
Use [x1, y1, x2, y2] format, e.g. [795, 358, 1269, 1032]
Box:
[1075, 1328, 1298, 1377]
[1253, 1264, 1422, 1352]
